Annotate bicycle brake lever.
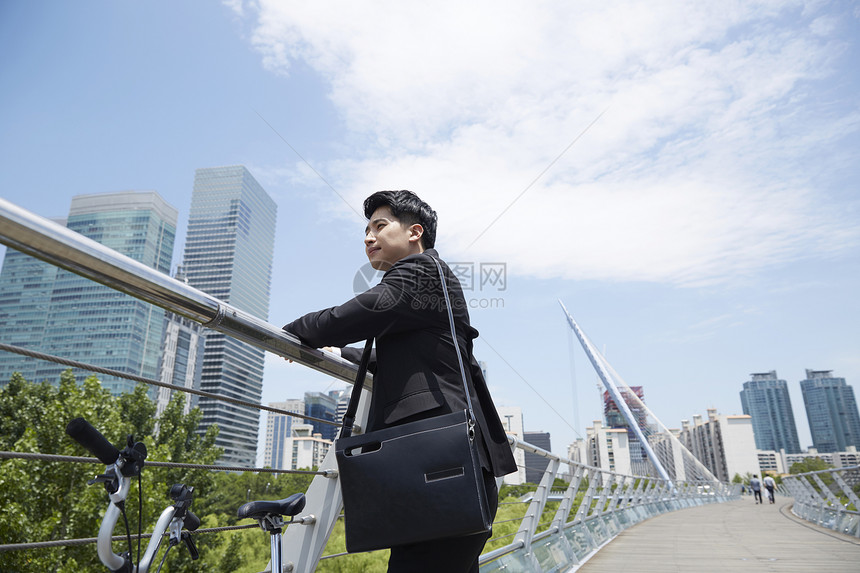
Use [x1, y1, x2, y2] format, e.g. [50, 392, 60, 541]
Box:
[182, 532, 199, 561]
[87, 471, 121, 495]
[87, 473, 113, 486]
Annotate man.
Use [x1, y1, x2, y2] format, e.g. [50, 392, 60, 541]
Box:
[763, 474, 776, 504]
[284, 190, 516, 572]
[750, 474, 763, 504]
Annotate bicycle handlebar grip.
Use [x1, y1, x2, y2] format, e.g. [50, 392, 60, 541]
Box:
[65, 417, 120, 465]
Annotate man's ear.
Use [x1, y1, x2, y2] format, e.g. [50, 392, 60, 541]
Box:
[408, 224, 424, 244]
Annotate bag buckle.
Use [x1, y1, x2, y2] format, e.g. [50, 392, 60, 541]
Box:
[468, 418, 476, 442]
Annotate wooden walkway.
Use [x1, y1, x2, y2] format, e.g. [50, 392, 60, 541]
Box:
[576, 498, 860, 572]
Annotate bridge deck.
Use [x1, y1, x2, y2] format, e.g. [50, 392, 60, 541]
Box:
[576, 498, 860, 572]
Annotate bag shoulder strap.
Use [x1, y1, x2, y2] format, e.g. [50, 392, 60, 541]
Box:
[429, 256, 476, 418]
[340, 338, 373, 439]
[339, 255, 474, 439]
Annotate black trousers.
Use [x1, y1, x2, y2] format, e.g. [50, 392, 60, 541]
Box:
[387, 470, 499, 573]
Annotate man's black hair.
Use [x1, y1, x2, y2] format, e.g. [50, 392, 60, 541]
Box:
[364, 190, 438, 249]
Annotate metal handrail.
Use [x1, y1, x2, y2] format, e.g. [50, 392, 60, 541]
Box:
[0, 197, 369, 389]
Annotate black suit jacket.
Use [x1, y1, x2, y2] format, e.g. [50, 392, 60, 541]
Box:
[283, 249, 516, 477]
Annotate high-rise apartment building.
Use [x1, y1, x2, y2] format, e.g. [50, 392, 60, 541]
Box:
[280, 423, 332, 471]
[264, 399, 305, 470]
[604, 386, 648, 474]
[740, 371, 801, 454]
[679, 409, 758, 482]
[584, 420, 632, 475]
[183, 166, 277, 467]
[0, 192, 176, 395]
[800, 369, 860, 453]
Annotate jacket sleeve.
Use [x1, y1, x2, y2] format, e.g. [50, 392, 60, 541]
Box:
[340, 345, 377, 374]
[282, 256, 435, 349]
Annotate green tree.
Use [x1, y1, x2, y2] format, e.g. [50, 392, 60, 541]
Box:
[789, 457, 833, 475]
[0, 371, 221, 572]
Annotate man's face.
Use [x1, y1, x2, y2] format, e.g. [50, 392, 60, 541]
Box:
[364, 206, 422, 271]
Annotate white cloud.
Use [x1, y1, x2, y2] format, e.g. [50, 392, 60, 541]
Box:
[242, 0, 859, 285]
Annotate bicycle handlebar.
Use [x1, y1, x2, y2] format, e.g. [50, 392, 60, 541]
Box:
[66, 417, 121, 465]
[66, 417, 199, 572]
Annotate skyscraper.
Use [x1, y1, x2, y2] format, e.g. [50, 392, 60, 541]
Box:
[304, 391, 338, 441]
[800, 369, 860, 453]
[0, 222, 62, 383]
[0, 192, 176, 395]
[183, 166, 277, 467]
[740, 371, 801, 454]
[523, 431, 552, 484]
[156, 310, 204, 416]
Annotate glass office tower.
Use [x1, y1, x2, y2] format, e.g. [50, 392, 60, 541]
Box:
[183, 166, 277, 467]
[0, 224, 62, 384]
[740, 371, 801, 453]
[0, 193, 176, 395]
[801, 369, 860, 453]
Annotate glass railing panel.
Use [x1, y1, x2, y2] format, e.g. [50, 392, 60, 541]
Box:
[835, 513, 855, 536]
[585, 517, 608, 544]
[532, 534, 574, 573]
[602, 515, 620, 537]
[623, 507, 641, 525]
[564, 523, 596, 561]
[480, 551, 535, 573]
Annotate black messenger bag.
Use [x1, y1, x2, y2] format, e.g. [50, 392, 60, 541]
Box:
[335, 257, 492, 553]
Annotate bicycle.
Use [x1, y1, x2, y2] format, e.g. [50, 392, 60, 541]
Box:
[238, 492, 308, 573]
[65, 417, 200, 572]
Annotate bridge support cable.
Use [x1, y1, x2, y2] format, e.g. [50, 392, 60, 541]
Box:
[558, 300, 722, 486]
[599, 357, 719, 483]
[558, 301, 673, 484]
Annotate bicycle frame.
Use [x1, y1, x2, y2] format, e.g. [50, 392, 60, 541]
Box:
[97, 463, 133, 571]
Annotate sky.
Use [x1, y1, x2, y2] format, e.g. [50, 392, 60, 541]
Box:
[1, 1, 859, 460]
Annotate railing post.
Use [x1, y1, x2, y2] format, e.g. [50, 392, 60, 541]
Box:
[633, 477, 647, 505]
[513, 454, 559, 571]
[573, 468, 600, 523]
[832, 470, 860, 512]
[613, 476, 633, 512]
[279, 387, 372, 573]
[607, 474, 627, 513]
[810, 473, 841, 508]
[551, 464, 584, 533]
[592, 471, 612, 517]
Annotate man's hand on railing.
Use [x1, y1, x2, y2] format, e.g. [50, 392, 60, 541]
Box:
[285, 346, 340, 363]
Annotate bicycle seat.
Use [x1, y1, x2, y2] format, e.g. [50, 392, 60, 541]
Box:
[238, 492, 306, 520]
